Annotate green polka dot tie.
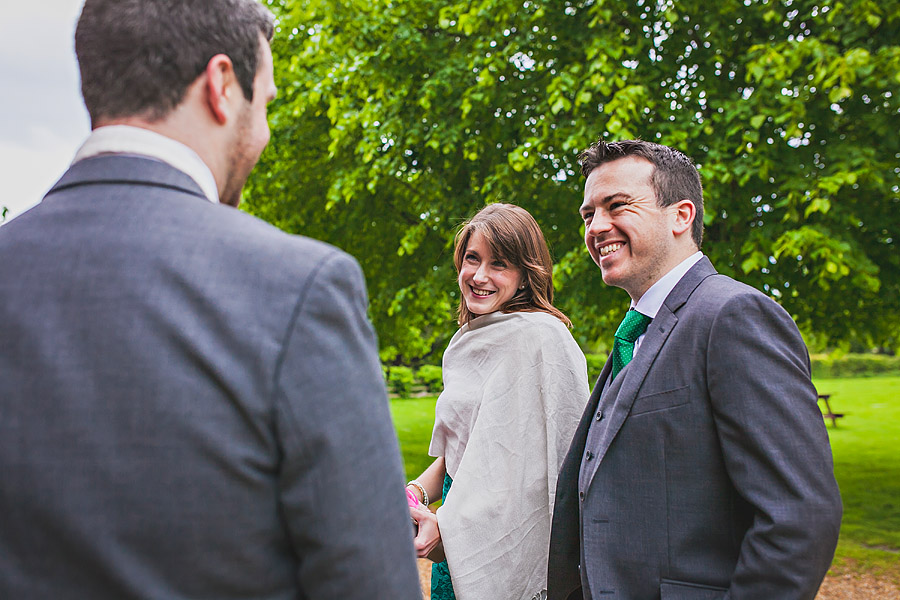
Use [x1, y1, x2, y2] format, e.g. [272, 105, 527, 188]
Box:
[611, 309, 653, 381]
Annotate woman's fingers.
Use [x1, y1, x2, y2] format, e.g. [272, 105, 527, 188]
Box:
[410, 505, 442, 559]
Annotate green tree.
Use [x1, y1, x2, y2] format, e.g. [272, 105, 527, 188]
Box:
[245, 0, 900, 361]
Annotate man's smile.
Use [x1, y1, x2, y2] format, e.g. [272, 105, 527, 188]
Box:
[599, 242, 624, 257]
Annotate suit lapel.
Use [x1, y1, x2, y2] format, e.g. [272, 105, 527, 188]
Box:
[580, 314, 676, 487]
[582, 257, 718, 489]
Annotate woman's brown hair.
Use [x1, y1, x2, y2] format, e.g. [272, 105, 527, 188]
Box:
[454, 203, 572, 328]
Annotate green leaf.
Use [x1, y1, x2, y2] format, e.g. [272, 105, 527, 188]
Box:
[828, 87, 852, 103]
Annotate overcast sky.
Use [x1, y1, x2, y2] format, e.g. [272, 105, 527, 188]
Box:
[1, 0, 89, 223]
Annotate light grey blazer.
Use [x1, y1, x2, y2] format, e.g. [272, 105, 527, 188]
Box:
[548, 257, 842, 600]
[0, 156, 421, 599]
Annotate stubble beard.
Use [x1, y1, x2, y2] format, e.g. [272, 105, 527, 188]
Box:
[602, 230, 671, 302]
[219, 105, 257, 208]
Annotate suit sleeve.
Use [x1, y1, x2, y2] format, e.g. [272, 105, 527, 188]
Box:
[707, 292, 842, 600]
[272, 251, 421, 599]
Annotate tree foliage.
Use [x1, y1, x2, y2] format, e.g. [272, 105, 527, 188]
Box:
[244, 0, 900, 362]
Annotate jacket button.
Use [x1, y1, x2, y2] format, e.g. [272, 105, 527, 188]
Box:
[585, 451, 594, 461]
[595, 410, 603, 421]
[579, 491, 584, 501]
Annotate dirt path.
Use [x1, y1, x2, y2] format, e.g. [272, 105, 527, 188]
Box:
[416, 559, 431, 598]
[817, 573, 900, 599]
[416, 560, 899, 599]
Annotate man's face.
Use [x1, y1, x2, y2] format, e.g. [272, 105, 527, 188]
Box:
[220, 35, 277, 207]
[580, 156, 677, 301]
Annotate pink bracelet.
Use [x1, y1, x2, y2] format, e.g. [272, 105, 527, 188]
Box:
[406, 487, 424, 509]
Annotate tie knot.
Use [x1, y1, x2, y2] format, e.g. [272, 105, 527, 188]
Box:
[615, 309, 652, 343]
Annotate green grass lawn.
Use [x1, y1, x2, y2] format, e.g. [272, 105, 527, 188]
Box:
[813, 375, 900, 579]
[390, 376, 900, 579]
[390, 395, 440, 481]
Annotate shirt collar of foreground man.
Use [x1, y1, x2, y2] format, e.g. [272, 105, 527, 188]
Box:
[73, 124, 220, 204]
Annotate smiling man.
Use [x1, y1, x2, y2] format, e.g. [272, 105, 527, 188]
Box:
[547, 139, 842, 600]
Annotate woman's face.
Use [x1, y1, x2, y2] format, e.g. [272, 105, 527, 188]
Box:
[458, 230, 524, 316]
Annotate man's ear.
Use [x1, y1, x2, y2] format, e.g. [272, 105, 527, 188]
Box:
[671, 199, 696, 237]
[205, 54, 238, 124]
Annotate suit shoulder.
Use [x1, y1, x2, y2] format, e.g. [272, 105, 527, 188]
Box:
[690, 273, 796, 329]
[699, 272, 760, 295]
[217, 207, 335, 254]
[694, 273, 773, 307]
[210, 207, 361, 275]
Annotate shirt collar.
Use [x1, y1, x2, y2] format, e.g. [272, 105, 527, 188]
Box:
[632, 251, 704, 318]
[72, 125, 219, 204]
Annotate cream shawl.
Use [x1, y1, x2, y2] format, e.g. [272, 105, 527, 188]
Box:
[429, 310, 589, 600]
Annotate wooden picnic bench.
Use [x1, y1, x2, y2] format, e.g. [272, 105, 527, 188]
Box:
[817, 394, 844, 427]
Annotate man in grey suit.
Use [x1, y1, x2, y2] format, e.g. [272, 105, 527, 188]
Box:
[0, 1, 421, 598]
[547, 139, 842, 600]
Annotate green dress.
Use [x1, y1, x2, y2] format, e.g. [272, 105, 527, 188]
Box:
[430, 473, 456, 600]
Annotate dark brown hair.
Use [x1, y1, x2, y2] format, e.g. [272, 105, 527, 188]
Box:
[454, 204, 571, 328]
[75, 0, 274, 125]
[578, 139, 705, 248]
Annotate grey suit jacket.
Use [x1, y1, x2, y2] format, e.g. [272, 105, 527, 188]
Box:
[548, 257, 841, 600]
[0, 156, 421, 599]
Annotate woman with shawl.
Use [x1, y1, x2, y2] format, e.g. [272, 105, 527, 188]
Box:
[406, 204, 589, 600]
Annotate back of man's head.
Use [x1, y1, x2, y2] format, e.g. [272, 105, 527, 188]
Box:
[75, 0, 274, 126]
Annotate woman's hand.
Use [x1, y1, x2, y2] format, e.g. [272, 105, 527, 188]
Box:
[410, 504, 445, 562]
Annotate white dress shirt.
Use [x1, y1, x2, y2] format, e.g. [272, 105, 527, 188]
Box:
[631, 251, 703, 356]
[73, 125, 219, 204]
